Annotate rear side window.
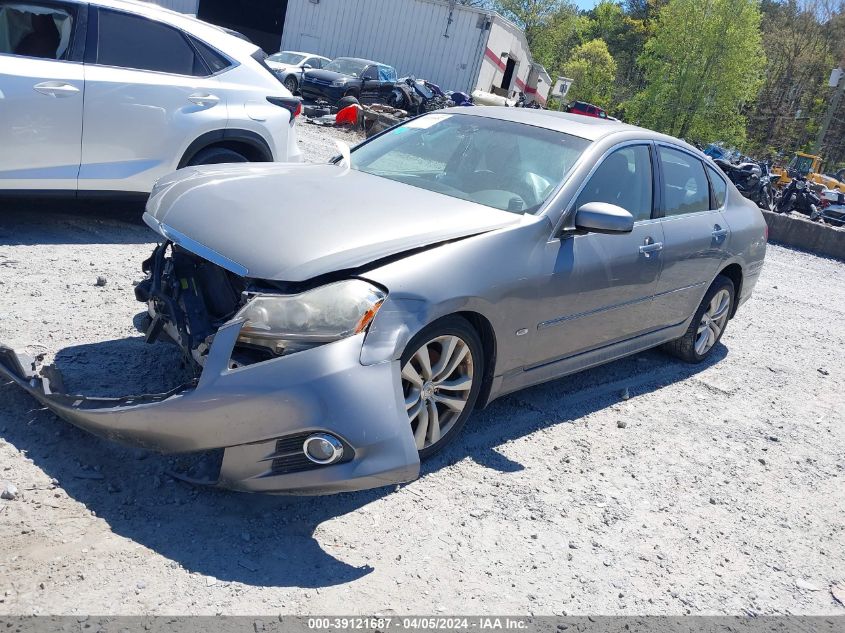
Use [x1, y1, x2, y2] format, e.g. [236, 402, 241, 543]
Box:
[706, 165, 728, 208]
[96, 9, 206, 76]
[659, 146, 710, 216]
[0, 1, 76, 60]
[190, 36, 230, 74]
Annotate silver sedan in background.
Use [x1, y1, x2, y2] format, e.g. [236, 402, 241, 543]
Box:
[0, 108, 767, 494]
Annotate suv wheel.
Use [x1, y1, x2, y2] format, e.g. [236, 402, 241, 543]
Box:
[188, 147, 249, 166]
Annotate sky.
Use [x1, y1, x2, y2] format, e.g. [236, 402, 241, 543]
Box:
[572, 0, 600, 8]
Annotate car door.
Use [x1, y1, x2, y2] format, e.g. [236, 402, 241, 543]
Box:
[650, 145, 731, 327]
[529, 143, 666, 366]
[0, 0, 83, 190]
[358, 64, 381, 104]
[79, 7, 227, 193]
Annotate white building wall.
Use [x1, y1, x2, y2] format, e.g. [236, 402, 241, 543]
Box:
[280, 0, 491, 93]
[145, 0, 199, 14]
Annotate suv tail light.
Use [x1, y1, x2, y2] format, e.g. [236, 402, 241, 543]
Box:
[267, 97, 302, 124]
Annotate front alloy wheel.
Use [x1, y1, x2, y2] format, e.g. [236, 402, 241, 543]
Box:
[400, 318, 483, 458]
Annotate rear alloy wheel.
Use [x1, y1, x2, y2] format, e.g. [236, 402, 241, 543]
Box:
[663, 275, 735, 363]
[400, 318, 483, 459]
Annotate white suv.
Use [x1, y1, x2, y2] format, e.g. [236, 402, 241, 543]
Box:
[0, 0, 302, 197]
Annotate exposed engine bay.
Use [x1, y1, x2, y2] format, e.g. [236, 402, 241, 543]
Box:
[134, 242, 262, 368]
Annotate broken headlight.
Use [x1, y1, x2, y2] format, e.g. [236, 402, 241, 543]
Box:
[234, 279, 386, 355]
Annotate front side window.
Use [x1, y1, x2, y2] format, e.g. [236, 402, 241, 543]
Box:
[575, 145, 653, 222]
[706, 165, 727, 209]
[97, 9, 204, 76]
[304, 56, 322, 69]
[659, 146, 710, 216]
[350, 113, 590, 214]
[0, 2, 75, 60]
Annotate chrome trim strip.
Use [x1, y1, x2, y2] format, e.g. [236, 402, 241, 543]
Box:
[537, 280, 707, 330]
[143, 213, 249, 277]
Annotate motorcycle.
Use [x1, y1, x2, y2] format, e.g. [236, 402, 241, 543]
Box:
[714, 158, 775, 211]
[775, 171, 823, 220]
[387, 76, 448, 115]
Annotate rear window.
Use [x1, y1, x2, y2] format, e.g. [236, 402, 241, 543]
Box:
[706, 164, 728, 209]
[96, 9, 205, 76]
[190, 36, 230, 74]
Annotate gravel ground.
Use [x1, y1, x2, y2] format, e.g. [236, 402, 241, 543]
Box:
[1, 122, 843, 617]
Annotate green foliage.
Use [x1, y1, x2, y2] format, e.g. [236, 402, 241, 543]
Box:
[625, 0, 765, 145]
[561, 39, 617, 108]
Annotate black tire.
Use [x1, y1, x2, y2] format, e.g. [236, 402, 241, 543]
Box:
[187, 146, 249, 166]
[283, 75, 298, 94]
[400, 316, 484, 460]
[337, 94, 360, 109]
[662, 275, 735, 364]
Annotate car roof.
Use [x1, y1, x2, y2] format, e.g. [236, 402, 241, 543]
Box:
[274, 51, 330, 59]
[334, 57, 388, 67]
[446, 107, 692, 147]
[83, 0, 260, 58]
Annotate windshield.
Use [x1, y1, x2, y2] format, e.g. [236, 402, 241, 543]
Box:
[788, 155, 815, 175]
[350, 113, 590, 214]
[268, 52, 306, 65]
[324, 58, 368, 77]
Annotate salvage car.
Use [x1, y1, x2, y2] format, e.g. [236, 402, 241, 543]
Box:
[265, 50, 331, 94]
[0, 0, 302, 197]
[300, 56, 398, 105]
[0, 109, 768, 495]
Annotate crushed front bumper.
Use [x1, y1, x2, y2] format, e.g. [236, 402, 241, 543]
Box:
[0, 321, 419, 494]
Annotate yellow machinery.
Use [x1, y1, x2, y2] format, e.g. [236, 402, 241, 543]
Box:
[771, 152, 845, 193]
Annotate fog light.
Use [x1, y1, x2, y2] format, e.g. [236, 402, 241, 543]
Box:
[302, 434, 344, 465]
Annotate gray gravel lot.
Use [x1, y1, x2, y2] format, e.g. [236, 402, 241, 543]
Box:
[0, 122, 843, 616]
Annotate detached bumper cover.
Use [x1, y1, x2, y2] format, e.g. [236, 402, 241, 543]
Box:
[0, 322, 419, 494]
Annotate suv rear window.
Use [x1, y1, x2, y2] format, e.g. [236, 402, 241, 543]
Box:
[190, 36, 230, 73]
[96, 9, 207, 76]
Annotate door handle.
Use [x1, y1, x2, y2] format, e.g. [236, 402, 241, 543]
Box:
[639, 239, 664, 256]
[33, 81, 80, 98]
[712, 225, 729, 240]
[188, 93, 220, 106]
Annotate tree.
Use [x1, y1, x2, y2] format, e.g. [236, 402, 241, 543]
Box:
[626, 0, 765, 144]
[493, 0, 564, 48]
[561, 38, 618, 108]
[746, 0, 841, 159]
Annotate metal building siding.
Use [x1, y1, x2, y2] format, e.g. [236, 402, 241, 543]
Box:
[146, 0, 199, 14]
[280, 0, 490, 92]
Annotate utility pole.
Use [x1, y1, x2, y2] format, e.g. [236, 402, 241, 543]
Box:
[814, 64, 845, 158]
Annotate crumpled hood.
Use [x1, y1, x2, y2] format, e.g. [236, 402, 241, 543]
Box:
[144, 163, 521, 282]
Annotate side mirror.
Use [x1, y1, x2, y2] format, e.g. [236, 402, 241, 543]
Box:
[301, 64, 312, 70]
[573, 202, 634, 234]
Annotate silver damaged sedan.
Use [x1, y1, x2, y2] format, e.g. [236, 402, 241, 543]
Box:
[0, 108, 767, 494]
